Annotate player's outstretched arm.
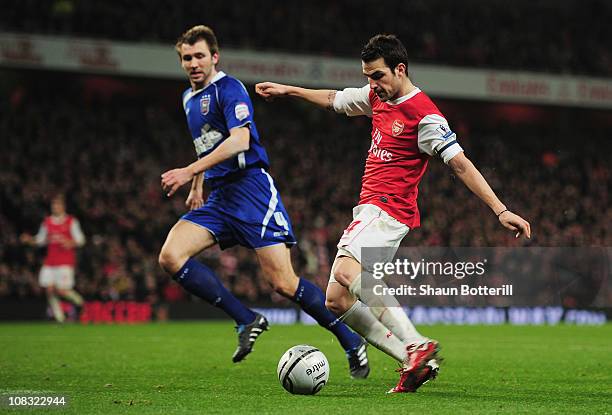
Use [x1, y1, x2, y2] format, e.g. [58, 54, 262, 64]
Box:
[20, 223, 49, 246]
[161, 127, 250, 197]
[19, 233, 34, 245]
[448, 152, 531, 239]
[255, 82, 337, 110]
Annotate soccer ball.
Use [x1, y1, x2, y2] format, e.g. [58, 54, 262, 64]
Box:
[277, 345, 329, 395]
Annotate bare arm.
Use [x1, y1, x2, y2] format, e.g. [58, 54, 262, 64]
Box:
[190, 172, 204, 193]
[186, 172, 205, 210]
[255, 82, 337, 110]
[161, 126, 250, 197]
[20, 223, 47, 246]
[448, 152, 531, 238]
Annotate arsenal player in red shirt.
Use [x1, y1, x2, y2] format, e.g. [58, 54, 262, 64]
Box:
[256, 34, 530, 393]
[22, 195, 85, 322]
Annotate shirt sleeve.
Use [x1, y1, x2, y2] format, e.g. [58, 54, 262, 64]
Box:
[34, 223, 47, 246]
[333, 85, 372, 117]
[70, 219, 86, 247]
[220, 79, 255, 131]
[418, 114, 463, 163]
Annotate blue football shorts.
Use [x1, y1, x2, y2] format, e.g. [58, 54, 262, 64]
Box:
[181, 168, 297, 250]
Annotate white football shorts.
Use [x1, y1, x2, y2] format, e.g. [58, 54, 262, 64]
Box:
[39, 265, 75, 289]
[330, 204, 409, 283]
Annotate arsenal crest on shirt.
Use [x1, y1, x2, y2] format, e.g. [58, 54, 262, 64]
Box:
[392, 119, 404, 136]
[200, 94, 211, 115]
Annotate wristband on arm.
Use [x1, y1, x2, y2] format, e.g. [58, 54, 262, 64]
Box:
[496, 208, 509, 217]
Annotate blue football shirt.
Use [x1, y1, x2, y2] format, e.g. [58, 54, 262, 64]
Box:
[181, 71, 270, 181]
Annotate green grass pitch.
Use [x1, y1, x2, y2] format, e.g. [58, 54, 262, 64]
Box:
[1, 322, 610, 414]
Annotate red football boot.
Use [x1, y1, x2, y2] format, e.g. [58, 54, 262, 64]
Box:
[388, 341, 440, 393]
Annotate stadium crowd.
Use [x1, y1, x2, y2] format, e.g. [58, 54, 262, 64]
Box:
[0, 76, 609, 308]
[2, 0, 611, 77]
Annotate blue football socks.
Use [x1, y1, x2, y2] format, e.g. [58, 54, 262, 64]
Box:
[174, 258, 256, 325]
[293, 277, 361, 352]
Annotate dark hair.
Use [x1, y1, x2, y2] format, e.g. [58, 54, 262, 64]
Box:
[175, 25, 219, 56]
[361, 34, 409, 71]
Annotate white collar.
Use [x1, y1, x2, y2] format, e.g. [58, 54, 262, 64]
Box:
[209, 71, 226, 84]
[387, 87, 421, 105]
[183, 71, 227, 107]
[50, 214, 67, 223]
[196, 71, 226, 92]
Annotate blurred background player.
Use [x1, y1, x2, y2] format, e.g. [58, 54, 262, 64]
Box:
[256, 34, 531, 393]
[21, 195, 85, 322]
[158, 25, 369, 377]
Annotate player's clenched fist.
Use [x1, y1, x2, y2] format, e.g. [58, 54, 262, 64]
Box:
[255, 82, 290, 99]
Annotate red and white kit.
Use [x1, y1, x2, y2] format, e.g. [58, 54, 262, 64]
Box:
[35, 215, 85, 289]
[332, 85, 463, 263]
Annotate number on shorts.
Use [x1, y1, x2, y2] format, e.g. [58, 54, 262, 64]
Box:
[274, 212, 289, 231]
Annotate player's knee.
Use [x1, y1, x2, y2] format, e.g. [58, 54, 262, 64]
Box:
[325, 287, 353, 316]
[324, 295, 345, 316]
[158, 248, 186, 275]
[45, 286, 56, 296]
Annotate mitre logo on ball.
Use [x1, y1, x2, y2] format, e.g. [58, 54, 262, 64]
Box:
[392, 119, 404, 136]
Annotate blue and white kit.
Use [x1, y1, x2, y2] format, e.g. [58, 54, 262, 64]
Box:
[180, 71, 296, 249]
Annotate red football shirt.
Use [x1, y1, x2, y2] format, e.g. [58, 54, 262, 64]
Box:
[36, 215, 85, 266]
[334, 85, 462, 228]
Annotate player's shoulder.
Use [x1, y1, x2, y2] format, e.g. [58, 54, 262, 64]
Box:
[412, 89, 439, 110]
[410, 89, 443, 119]
[215, 73, 249, 94]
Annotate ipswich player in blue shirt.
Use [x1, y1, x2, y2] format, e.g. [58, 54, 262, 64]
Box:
[159, 25, 369, 378]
